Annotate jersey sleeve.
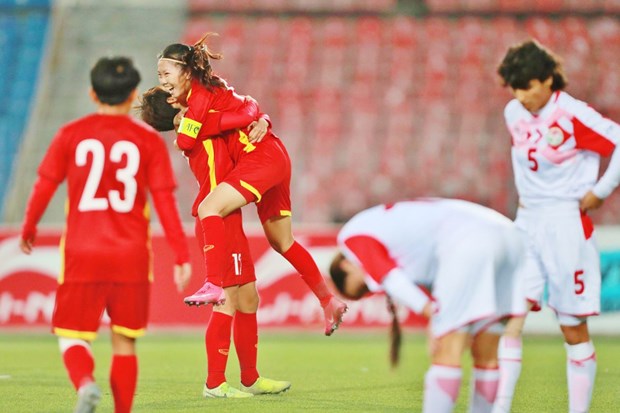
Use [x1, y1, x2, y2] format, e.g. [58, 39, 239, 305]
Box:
[571, 99, 620, 157]
[343, 235, 398, 284]
[343, 234, 432, 315]
[37, 129, 69, 183]
[199, 97, 259, 135]
[21, 175, 59, 241]
[176, 87, 211, 151]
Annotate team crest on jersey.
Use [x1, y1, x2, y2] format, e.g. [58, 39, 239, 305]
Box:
[545, 126, 565, 147]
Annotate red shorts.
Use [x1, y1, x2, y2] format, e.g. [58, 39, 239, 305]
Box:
[194, 213, 256, 287]
[225, 138, 292, 223]
[52, 281, 150, 341]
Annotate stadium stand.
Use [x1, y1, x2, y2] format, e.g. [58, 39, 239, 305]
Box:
[3, 2, 620, 225]
[179, 13, 620, 223]
[425, 0, 620, 13]
[188, 0, 398, 13]
[0, 1, 50, 218]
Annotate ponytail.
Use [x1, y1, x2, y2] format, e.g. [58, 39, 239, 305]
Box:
[387, 296, 402, 369]
[190, 33, 225, 90]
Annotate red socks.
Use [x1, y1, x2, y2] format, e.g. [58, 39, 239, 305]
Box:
[200, 216, 227, 286]
[234, 311, 259, 387]
[282, 241, 332, 307]
[110, 354, 137, 413]
[62, 345, 95, 390]
[205, 312, 233, 389]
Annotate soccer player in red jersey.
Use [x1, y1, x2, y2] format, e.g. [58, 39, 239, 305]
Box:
[156, 33, 347, 336]
[19, 57, 192, 413]
[495, 40, 620, 413]
[138, 87, 291, 398]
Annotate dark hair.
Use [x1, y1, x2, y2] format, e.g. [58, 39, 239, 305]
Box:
[136, 87, 180, 131]
[329, 253, 349, 298]
[329, 252, 402, 368]
[497, 39, 567, 91]
[386, 297, 402, 369]
[90, 56, 141, 105]
[158, 32, 226, 91]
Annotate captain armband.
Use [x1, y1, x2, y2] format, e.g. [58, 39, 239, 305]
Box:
[177, 117, 202, 139]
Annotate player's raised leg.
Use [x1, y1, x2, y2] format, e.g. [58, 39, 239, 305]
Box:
[263, 216, 348, 335]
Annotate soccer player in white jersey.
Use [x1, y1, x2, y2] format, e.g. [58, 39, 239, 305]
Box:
[329, 199, 526, 413]
[495, 39, 620, 413]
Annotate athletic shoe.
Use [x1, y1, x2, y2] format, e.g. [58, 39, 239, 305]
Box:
[323, 296, 348, 336]
[184, 281, 226, 306]
[203, 382, 254, 398]
[74, 382, 101, 413]
[240, 377, 292, 395]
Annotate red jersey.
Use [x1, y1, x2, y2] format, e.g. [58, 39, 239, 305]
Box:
[177, 79, 292, 222]
[33, 113, 187, 283]
[177, 79, 278, 160]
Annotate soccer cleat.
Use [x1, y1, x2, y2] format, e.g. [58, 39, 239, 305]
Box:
[74, 382, 101, 413]
[202, 382, 254, 398]
[322, 296, 348, 336]
[184, 280, 226, 306]
[240, 376, 291, 395]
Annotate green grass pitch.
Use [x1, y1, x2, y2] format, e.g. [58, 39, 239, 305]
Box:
[1, 330, 618, 412]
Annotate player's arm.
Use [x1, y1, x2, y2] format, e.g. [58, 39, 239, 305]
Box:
[176, 96, 262, 150]
[344, 235, 433, 315]
[571, 99, 620, 210]
[148, 134, 192, 291]
[20, 175, 59, 254]
[200, 96, 262, 135]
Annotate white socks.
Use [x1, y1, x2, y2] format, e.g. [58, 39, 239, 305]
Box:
[470, 367, 499, 413]
[423, 364, 462, 413]
[565, 341, 596, 413]
[493, 335, 523, 413]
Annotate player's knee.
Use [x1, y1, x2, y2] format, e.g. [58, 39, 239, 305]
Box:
[269, 236, 294, 254]
[240, 292, 259, 312]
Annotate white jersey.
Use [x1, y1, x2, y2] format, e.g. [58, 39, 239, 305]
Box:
[505, 91, 620, 208]
[337, 199, 515, 288]
[337, 199, 526, 336]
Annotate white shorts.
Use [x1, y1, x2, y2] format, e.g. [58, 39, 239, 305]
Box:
[429, 224, 526, 338]
[515, 205, 600, 318]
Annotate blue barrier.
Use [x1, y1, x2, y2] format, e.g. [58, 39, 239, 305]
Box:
[600, 251, 620, 313]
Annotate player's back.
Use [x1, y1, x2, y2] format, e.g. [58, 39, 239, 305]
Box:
[44, 113, 176, 282]
[339, 199, 515, 284]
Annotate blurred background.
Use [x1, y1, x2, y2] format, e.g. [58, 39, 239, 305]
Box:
[1, 0, 620, 227]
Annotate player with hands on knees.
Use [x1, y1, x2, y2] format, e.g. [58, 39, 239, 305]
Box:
[329, 199, 526, 413]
